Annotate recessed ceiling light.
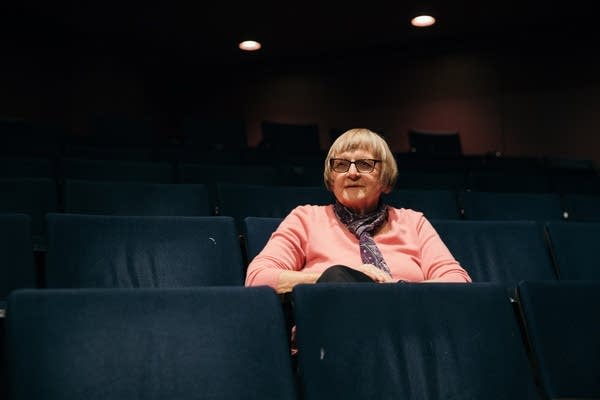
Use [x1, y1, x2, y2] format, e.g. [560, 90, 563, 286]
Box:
[411, 15, 436, 27]
[239, 40, 262, 51]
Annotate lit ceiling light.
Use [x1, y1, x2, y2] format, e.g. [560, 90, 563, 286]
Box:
[239, 40, 262, 51]
[411, 15, 436, 27]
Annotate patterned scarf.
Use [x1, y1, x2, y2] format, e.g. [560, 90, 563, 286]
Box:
[333, 200, 391, 275]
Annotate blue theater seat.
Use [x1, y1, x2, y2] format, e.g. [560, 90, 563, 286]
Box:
[461, 191, 565, 221]
[217, 183, 333, 231]
[64, 180, 211, 216]
[517, 280, 600, 399]
[0, 214, 35, 311]
[6, 287, 296, 400]
[0, 178, 58, 250]
[59, 158, 174, 183]
[562, 193, 600, 222]
[243, 216, 283, 262]
[384, 189, 462, 219]
[293, 283, 539, 400]
[545, 221, 600, 280]
[45, 214, 244, 288]
[432, 220, 556, 289]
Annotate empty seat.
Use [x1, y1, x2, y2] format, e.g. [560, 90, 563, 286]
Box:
[59, 158, 174, 183]
[293, 283, 539, 400]
[0, 118, 62, 158]
[0, 178, 58, 250]
[0, 214, 36, 398]
[62, 144, 155, 161]
[562, 193, 600, 221]
[408, 129, 462, 156]
[395, 170, 467, 191]
[217, 183, 333, 231]
[87, 112, 157, 147]
[0, 214, 35, 311]
[260, 120, 321, 153]
[476, 155, 544, 174]
[182, 116, 247, 151]
[517, 281, 600, 399]
[466, 170, 551, 193]
[395, 152, 471, 173]
[243, 217, 283, 262]
[432, 220, 556, 288]
[544, 156, 596, 174]
[179, 163, 283, 208]
[179, 163, 282, 186]
[384, 189, 462, 219]
[545, 221, 600, 280]
[0, 156, 55, 179]
[6, 286, 297, 400]
[64, 180, 211, 216]
[550, 173, 600, 195]
[45, 214, 244, 288]
[285, 164, 326, 187]
[461, 191, 565, 221]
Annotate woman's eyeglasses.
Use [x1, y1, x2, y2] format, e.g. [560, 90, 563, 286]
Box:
[330, 158, 381, 173]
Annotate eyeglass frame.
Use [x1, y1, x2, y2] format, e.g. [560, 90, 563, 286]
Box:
[329, 158, 382, 173]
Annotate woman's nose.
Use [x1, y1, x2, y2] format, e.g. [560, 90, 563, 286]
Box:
[347, 164, 360, 176]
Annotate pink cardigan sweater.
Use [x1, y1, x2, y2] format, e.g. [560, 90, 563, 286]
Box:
[245, 205, 471, 287]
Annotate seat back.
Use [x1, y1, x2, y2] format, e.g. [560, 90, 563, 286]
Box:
[64, 180, 211, 216]
[550, 173, 600, 195]
[0, 118, 62, 158]
[0, 156, 55, 179]
[45, 214, 244, 288]
[179, 163, 282, 186]
[182, 116, 247, 150]
[0, 214, 35, 307]
[408, 129, 462, 156]
[179, 163, 283, 210]
[461, 191, 565, 221]
[243, 217, 284, 262]
[517, 281, 600, 399]
[59, 158, 174, 183]
[261, 121, 320, 153]
[6, 287, 296, 400]
[293, 283, 538, 400]
[432, 220, 556, 287]
[384, 189, 462, 219]
[466, 170, 551, 193]
[0, 178, 57, 249]
[395, 170, 467, 191]
[217, 184, 333, 231]
[562, 193, 600, 221]
[545, 221, 600, 280]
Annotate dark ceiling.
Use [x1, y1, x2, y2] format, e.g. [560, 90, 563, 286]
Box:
[2, 2, 597, 70]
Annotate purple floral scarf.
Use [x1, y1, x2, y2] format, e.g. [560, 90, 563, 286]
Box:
[333, 201, 391, 275]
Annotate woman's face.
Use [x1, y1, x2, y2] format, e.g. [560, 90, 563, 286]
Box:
[330, 148, 386, 215]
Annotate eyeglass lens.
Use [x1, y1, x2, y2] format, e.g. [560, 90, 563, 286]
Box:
[332, 159, 376, 172]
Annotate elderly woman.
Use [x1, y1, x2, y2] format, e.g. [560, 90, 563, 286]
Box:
[245, 128, 471, 293]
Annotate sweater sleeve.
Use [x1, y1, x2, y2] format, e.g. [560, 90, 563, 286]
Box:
[245, 206, 310, 288]
[415, 214, 472, 282]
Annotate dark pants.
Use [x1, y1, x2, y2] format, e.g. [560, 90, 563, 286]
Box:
[281, 265, 374, 338]
[316, 264, 375, 283]
[281, 264, 375, 382]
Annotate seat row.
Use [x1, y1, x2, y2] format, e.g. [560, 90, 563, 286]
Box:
[1, 213, 599, 311]
[3, 281, 599, 399]
[0, 157, 317, 185]
[2, 155, 600, 193]
[2, 178, 599, 249]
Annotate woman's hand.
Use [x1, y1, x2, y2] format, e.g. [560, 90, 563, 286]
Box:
[355, 264, 395, 283]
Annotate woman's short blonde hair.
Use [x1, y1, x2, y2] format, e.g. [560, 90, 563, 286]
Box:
[323, 128, 398, 192]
